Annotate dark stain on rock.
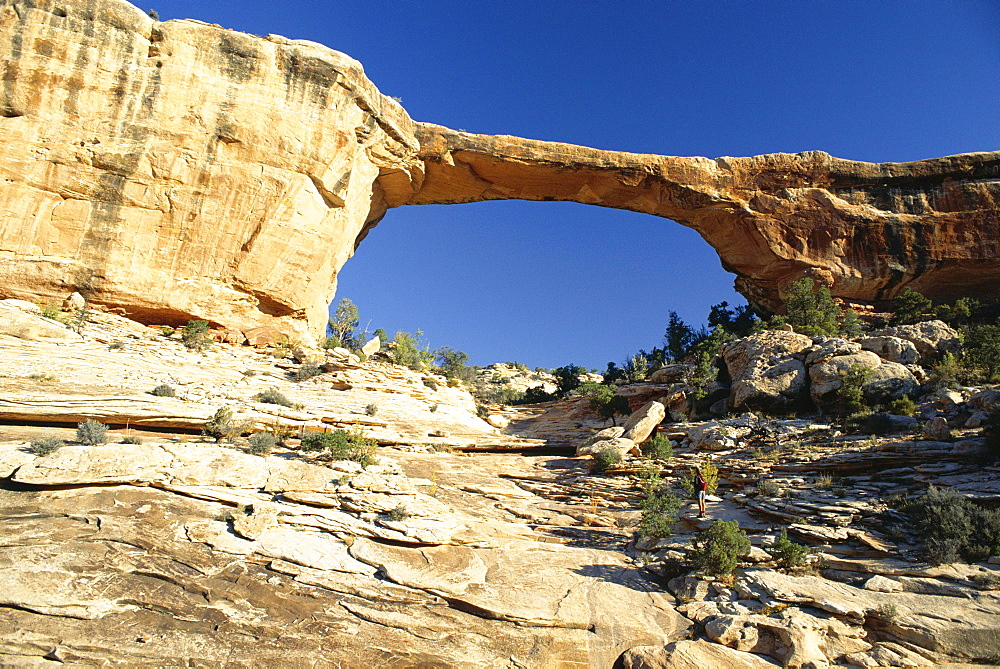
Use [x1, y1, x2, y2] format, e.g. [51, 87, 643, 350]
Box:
[218, 32, 259, 82]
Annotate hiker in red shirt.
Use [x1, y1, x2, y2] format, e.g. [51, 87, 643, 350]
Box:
[696, 467, 708, 517]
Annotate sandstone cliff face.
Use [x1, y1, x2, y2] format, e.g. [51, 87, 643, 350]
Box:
[411, 124, 1000, 312]
[0, 0, 422, 339]
[0, 0, 997, 338]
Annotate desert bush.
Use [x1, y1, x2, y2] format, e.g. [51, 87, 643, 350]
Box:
[757, 479, 781, 498]
[887, 396, 916, 416]
[777, 278, 845, 337]
[160, 326, 175, 337]
[151, 384, 176, 397]
[902, 486, 1000, 564]
[386, 505, 410, 522]
[837, 363, 874, 414]
[365, 403, 378, 416]
[121, 435, 143, 445]
[892, 287, 933, 325]
[681, 462, 719, 497]
[423, 377, 438, 390]
[76, 419, 108, 445]
[300, 429, 377, 466]
[429, 403, 438, 413]
[587, 384, 632, 426]
[964, 324, 1000, 381]
[40, 303, 61, 320]
[390, 330, 434, 371]
[28, 437, 64, 456]
[592, 448, 622, 473]
[203, 406, 251, 442]
[254, 388, 293, 407]
[641, 434, 674, 460]
[247, 432, 276, 456]
[181, 319, 212, 351]
[295, 362, 322, 381]
[638, 487, 682, 538]
[553, 364, 586, 396]
[771, 529, 810, 569]
[515, 385, 553, 404]
[689, 519, 751, 576]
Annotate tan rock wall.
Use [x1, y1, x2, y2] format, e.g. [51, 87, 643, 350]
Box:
[0, 0, 422, 340]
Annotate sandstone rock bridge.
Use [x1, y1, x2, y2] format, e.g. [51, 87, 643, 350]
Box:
[1, 0, 997, 339]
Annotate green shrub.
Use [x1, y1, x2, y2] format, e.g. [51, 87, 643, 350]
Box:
[592, 448, 622, 473]
[121, 435, 143, 445]
[160, 326, 175, 337]
[902, 486, 1000, 564]
[838, 364, 874, 414]
[757, 479, 781, 498]
[587, 384, 632, 426]
[964, 324, 1000, 381]
[40, 303, 61, 320]
[771, 529, 810, 569]
[108, 341, 124, 351]
[254, 388, 293, 407]
[386, 505, 410, 522]
[181, 319, 212, 351]
[689, 519, 751, 576]
[423, 377, 438, 390]
[429, 403, 438, 413]
[300, 429, 377, 466]
[638, 489, 682, 538]
[641, 434, 674, 460]
[203, 406, 251, 442]
[390, 330, 434, 371]
[553, 364, 586, 396]
[76, 419, 108, 445]
[681, 462, 719, 497]
[295, 362, 322, 381]
[887, 396, 916, 416]
[28, 437, 64, 456]
[365, 403, 378, 416]
[151, 384, 176, 397]
[247, 432, 276, 456]
[892, 287, 933, 325]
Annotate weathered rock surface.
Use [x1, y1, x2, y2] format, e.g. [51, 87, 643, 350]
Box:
[0, 0, 997, 336]
[723, 331, 812, 411]
[621, 400, 666, 444]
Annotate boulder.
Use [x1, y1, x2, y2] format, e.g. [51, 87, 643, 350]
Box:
[648, 364, 694, 384]
[292, 347, 326, 364]
[870, 321, 960, 359]
[577, 437, 637, 458]
[619, 640, 781, 669]
[0, 302, 78, 341]
[231, 504, 280, 540]
[62, 292, 86, 311]
[858, 336, 920, 365]
[621, 401, 666, 444]
[808, 351, 882, 406]
[485, 414, 509, 429]
[968, 388, 1000, 413]
[361, 336, 381, 357]
[577, 427, 625, 455]
[862, 361, 919, 404]
[804, 338, 862, 366]
[722, 332, 812, 411]
[688, 422, 740, 451]
[922, 416, 952, 441]
[244, 326, 282, 347]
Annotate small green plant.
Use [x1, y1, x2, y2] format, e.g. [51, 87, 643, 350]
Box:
[971, 572, 1000, 590]
[641, 434, 674, 460]
[160, 326, 175, 337]
[757, 479, 781, 497]
[429, 403, 438, 413]
[27, 373, 57, 382]
[592, 448, 622, 473]
[300, 429, 377, 466]
[365, 403, 378, 416]
[689, 519, 751, 576]
[150, 384, 176, 397]
[681, 462, 719, 496]
[181, 319, 212, 351]
[203, 406, 250, 442]
[423, 377, 438, 390]
[838, 364, 874, 414]
[386, 505, 410, 522]
[76, 419, 108, 445]
[295, 362, 322, 381]
[874, 602, 899, 621]
[28, 437, 64, 456]
[254, 388, 293, 407]
[121, 435, 143, 445]
[242, 369, 256, 377]
[815, 472, 833, 488]
[887, 396, 916, 416]
[40, 303, 61, 320]
[771, 529, 810, 569]
[247, 432, 276, 456]
[108, 341, 125, 350]
[638, 487, 682, 538]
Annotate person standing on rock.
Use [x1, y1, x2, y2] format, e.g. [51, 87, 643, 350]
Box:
[696, 467, 708, 517]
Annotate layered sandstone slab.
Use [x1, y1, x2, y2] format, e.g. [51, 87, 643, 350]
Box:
[0, 0, 422, 340]
[411, 124, 1000, 312]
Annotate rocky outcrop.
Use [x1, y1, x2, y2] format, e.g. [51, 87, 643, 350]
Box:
[0, 0, 422, 341]
[0, 0, 997, 337]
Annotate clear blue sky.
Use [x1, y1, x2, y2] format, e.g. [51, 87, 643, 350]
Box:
[150, 0, 1000, 369]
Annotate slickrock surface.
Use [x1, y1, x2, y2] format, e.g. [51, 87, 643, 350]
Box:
[1, 0, 997, 337]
